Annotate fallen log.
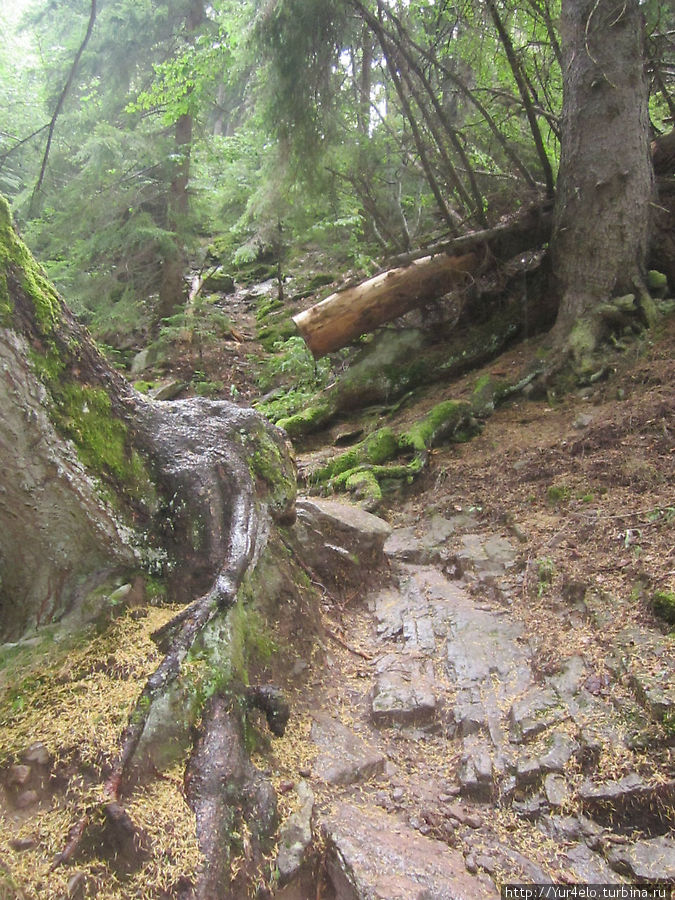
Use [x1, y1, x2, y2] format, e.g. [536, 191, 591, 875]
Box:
[293, 202, 553, 358]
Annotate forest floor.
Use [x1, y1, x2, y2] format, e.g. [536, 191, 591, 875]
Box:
[169, 280, 675, 893]
[0, 266, 673, 898]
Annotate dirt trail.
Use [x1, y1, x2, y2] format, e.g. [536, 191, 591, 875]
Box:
[266, 325, 675, 897]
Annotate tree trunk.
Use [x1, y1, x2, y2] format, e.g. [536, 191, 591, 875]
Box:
[157, 0, 205, 322]
[0, 197, 297, 893]
[550, 0, 653, 363]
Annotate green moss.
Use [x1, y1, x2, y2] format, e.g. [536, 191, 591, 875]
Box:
[399, 400, 470, 453]
[247, 428, 296, 514]
[547, 483, 571, 503]
[277, 400, 333, 438]
[314, 426, 398, 483]
[0, 196, 61, 331]
[345, 470, 382, 506]
[647, 270, 668, 293]
[652, 590, 675, 626]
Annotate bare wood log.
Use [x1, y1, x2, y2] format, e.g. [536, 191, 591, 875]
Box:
[293, 202, 554, 358]
[294, 251, 477, 358]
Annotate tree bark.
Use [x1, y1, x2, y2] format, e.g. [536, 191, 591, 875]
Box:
[550, 0, 653, 361]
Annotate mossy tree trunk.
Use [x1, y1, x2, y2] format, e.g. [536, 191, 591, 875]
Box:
[0, 197, 297, 893]
[550, 0, 654, 366]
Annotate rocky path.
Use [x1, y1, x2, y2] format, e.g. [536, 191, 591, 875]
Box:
[271, 496, 675, 898]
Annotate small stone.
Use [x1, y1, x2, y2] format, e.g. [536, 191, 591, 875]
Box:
[539, 732, 580, 773]
[298, 767, 311, 778]
[8, 764, 31, 786]
[544, 773, 570, 807]
[516, 755, 541, 786]
[67, 872, 87, 899]
[9, 837, 38, 851]
[391, 787, 405, 802]
[573, 413, 593, 429]
[465, 853, 478, 873]
[278, 780, 295, 794]
[15, 789, 39, 809]
[23, 742, 49, 766]
[150, 380, 186, 401]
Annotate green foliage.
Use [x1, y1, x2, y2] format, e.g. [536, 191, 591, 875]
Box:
[254, 336, 332, 423]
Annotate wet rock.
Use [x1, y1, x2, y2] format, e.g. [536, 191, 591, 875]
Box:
[150, 380, 186, 401]
[509, 688, 565, 743]
[563, 844, 624, 882]
[538, 731, 580, 773]
[543, 774, 570, 807]
[276, 780, 314, 885]
[458, 738, 493, 799]
[454, 533, 516, 579]
[515, 755, 541, 786]
[311, 713, 385, 785]
[578, 775, 675, 827]
[606, 835, 675, 881]
[322, 802, 498, 899]
[371, 654, 437, 725]
[445, 596, 531, 697]
[293, 498, 391, 586]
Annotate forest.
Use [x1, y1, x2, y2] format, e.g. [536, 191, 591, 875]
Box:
[0, 0, 674, 897]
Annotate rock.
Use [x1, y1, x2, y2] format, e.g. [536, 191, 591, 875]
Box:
[579, 774, 675, 826]
[509, 688, 565, 743]
[8, 764, 31, 786]
[538, 731, 580, 772]
[606, 835, 675, 881]
[516, 755, 541, 786]
[15, 789, 39, 808]
[383, 527, 428, 563]
[391, 787, 405, 802]
[292, 497, 391, 587]
[543, 773, 570, 807]
[311, 713, 386, 786]
[454, 533, 516, 579]
[150, 380, 186, 401]
[9, 837, 38, 851]
[23, 742, 49, 766]
[563, 844, 625, 882]
[203, 268, 235, 293]
[511, 794, 544, 819]
[458, 738, 493, 798]
[67, 872, 87, 899]
[573, 413, 593, 429]
[371, 654, 437, 725]
[611, 627, 675, 721]
[276, 780, 314, 884]
[322, 802, 498, 899]
[547, 655, 586, 697]
[454, 700, 488, 737]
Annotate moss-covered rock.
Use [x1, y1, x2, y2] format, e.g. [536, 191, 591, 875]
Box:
[652, 590, 675, 626]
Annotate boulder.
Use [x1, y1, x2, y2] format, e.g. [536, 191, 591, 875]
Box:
[322, 802, 498, 899]
[311, 713, 385, 786]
